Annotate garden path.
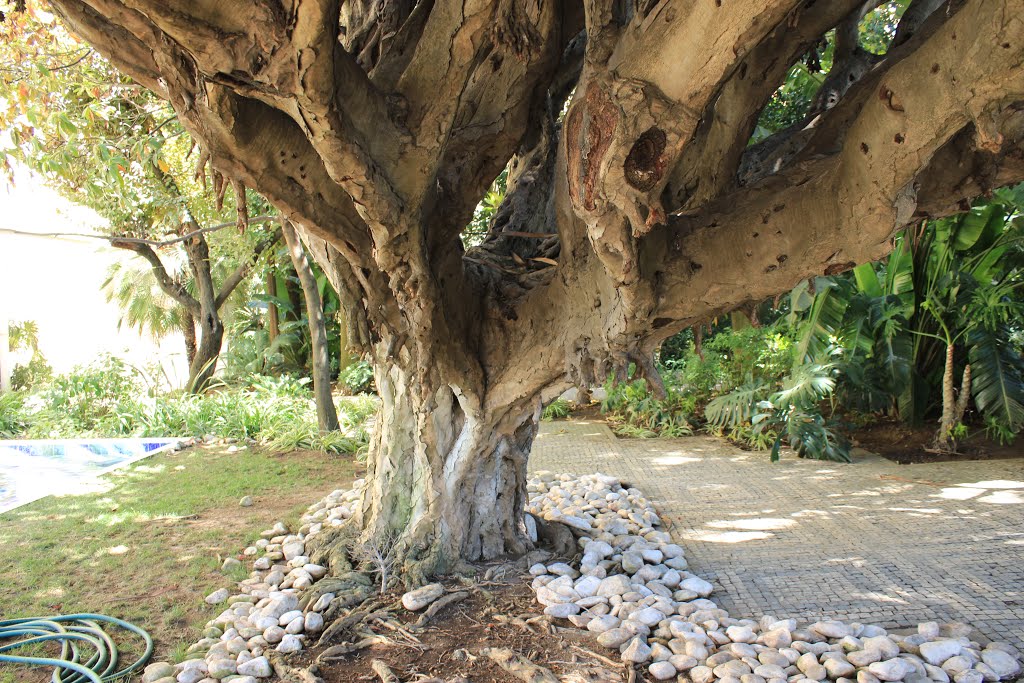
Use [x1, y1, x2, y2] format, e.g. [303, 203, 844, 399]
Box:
[530, 420, 1024, 650]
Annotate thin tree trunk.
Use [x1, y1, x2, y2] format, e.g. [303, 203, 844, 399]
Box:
[183, 234, 223, 393]
[282, 219, 339, 433]
[933, 342, 956, 451]
[337, 305, 356, 372]
[267, 254, 280, 344]
[182, 310, 197, 366]
[188, 308, 223, 392]
[955, 363, 972, 425]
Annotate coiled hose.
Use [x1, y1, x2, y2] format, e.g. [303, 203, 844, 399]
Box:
[0, 614, 153, 683]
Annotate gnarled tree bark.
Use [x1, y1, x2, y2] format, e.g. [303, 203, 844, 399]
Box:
[46, 0, 1024, 580]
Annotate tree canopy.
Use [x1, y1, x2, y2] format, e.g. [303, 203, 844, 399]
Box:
[8, 0, 1024, 579]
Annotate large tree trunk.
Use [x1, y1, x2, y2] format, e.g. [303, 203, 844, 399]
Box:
[51, 0, 1024, 583]
[282, 219, 339, 433]
[352, 364, 539, 583]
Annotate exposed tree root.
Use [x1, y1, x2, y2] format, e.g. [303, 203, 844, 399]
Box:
[413, 591, 469, 630]
[492, 613, 553, 635]
[266, 651, 324, 683]
[482, 647, 560, 683]
[316, 635, 392, 662]
[316, 606, 389, 647]
[371, 659, 401, 683]
[560, 667, 623, 683]
[569, 646, 623, 671]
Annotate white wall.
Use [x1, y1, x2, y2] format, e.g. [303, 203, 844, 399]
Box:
[0, 168, 187, 387]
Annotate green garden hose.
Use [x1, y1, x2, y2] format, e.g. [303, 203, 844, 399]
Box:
[0, 614, 153, 683]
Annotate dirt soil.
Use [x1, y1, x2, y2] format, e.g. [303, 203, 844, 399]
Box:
[850, 419, 1023, 464]
[291, 577, 626, 683]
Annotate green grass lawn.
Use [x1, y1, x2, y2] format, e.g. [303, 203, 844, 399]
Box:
[0, 444, 361, 681]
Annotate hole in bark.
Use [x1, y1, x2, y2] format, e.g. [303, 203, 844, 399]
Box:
[761, 213, 771, 224]
[739, 63, 748, 80]
[689, 261, 702, 271]
[1002, 42, 1011, 49]
[773, 204, 785, 212]
[777, 254, 788, 263]
[765, 264, 778, 273]
[894, 133, 905, 144]
[931, 63, 940, 73]
[860, 142, 870, 154]
[653, 317, 672, 329]
[752, 232, 759, 238]
[624, 127, 668, 191]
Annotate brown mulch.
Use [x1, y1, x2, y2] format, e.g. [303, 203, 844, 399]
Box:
[288, 579, 626, 683]
[849, 419, 1023, 464]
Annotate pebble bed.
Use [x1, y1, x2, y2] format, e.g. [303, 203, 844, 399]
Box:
[140, 481, 366, 683]
[526, 471, 1023, 683]
[139, 472, 1023, 683]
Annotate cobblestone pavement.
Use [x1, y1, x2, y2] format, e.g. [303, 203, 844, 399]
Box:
[530, 420, 1024, 650]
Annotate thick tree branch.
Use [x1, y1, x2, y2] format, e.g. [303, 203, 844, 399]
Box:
[667, 0, 869, 209]
[651, 0, 1024, 330]
[109, 239, 200, 316]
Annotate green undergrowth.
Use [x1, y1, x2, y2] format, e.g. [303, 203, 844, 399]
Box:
[2, 357, 378, 455]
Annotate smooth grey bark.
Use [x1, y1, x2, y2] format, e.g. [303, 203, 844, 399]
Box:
[48, 0, 1024, 581]
[281, 219, 340, 433]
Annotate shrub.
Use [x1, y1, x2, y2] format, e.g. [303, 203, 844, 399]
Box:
[0, 391, 29, 438]
[339, 360, 375, 395]
[542, 398, 572, 421]
[601, 376, 694, 438]
[6, 364, 375, 456]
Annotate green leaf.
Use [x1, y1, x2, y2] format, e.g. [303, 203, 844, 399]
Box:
[853, 263, 882, 298]
[795, 279, 849, 364]
[969, 327, 1024, 432]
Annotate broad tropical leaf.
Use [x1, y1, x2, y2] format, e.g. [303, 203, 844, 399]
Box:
[794, 278, 850, 364]
[704, 381, 769, 429]
[969, 327, 1024, 432]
